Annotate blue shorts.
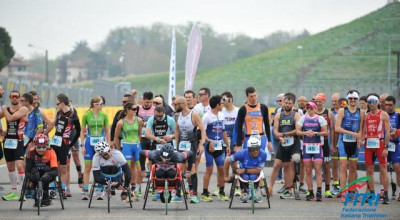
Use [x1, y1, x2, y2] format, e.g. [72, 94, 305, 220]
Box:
[243, 136, 268, 151]
[84, 136, 106, 161]
[122, 142, 141, 162]
[338, 139, 359, 161]
[240, 173, 259, 181]
[388, 142, 400, 164]
[204, 147, 225, 167]
[101, 172, 122, 183]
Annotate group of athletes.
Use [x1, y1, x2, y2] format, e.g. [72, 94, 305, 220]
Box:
[0, 83, 399, 208]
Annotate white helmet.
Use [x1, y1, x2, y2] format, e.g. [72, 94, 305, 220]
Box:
[94, 141, 110, 154]
[247, 136, 261, 150]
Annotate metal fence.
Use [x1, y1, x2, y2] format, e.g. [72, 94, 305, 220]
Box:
[0, 77, 131, 108]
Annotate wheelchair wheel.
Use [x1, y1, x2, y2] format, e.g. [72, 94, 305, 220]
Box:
[56, 177, 65, 209]
[19, 177, 29, 210]
[88, 182, 96, 208]
[229, 178, 237, 209]
[127, 186, 133, 208]
[164, 180, 168, 215]
[143, 178, 151, 210]
[37, 181, 43, 216]
[263, 178, 271, 209]
[181, 180, 188, 210]
[107, 181, 111, 213]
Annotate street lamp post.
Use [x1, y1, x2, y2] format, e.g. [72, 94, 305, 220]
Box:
[28, 44, 49, 83]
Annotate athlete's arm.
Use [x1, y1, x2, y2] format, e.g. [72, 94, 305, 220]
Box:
[114, 120, 123, 150]
[69, 116, 81, 147]
[80, 113, 88, 146]
[382, 112, 391, 155]
[121, 163, 131, 188]
[39, 108, 53, 128]
[359, 109, 366, 142]
[138, 117, 143, 142]
[261, 104, 271, 141]
[110, 110, 121, 145]
[328, 110, 335, 147]
[193, 111, 206, 144]
[2, 106, 28, 121]
[235, 106, 246, 147]
[273, 112, 282, 138]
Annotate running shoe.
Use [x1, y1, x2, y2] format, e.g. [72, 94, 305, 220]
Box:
[240, 193, 248, 203]
[324, 190, 333, 198]
[280, 189, 294, 199]
[316, 191, 322, 201]
[234, 188, 241, 196]
[190, 195, 199, 204]
[306, 191, 315, 201]
[2, 192, 20, 201]
[299, 185, 307, 194]
[81, 191, 89, 200]
[331, 187, 340, 196]
[277, 185, 286, 194]
[382, 192, 389, 204]
[171, 196, 183, 203]
[218, 192, 229, 201]
[97, 191, 106, 200]
[212, 188, 219, 196]
[153, 193, 160, 201]
[201, 193, 213, 202]
[65, 188, 72, 197]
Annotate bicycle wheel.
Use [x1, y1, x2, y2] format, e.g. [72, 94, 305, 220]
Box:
[19, 177, 28, 210]
[164, 180, 169, 215]
[37, 181, 43, 216]
[107, 181, 111, 213]
[88, 183, 96, 208]
[250, 181, 255, 214]
[229, 178, 237, 209]
[55, 177, 65, 209]
[263, 178, 271, 209]
[143, 179, 151, 210]
[181, 180, 188, 210]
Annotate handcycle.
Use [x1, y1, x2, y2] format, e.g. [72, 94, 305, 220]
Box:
[143, 163, 188, 215]
[19, 175, 65, 215]
[228, 170, 271, 214]
[88, 167, 133, 213]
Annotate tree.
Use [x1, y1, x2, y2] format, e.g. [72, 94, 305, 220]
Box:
[0, 27, 15, 70]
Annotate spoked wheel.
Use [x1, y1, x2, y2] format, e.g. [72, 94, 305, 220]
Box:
[19, 177, 29, 210]
[127, 186, 133, 208]
[164, 180, 169, 215]
[263, 178, 271, 209]
[37, 181, 43, 216]
[56, 177, 65, 209]
[250, 181, 255, 214]
[181, 180, 188, 210]
[88, 183, 96, 208]
[143, 179, 151, 210]
[107, 181, 111, 213]
[229, 178, 237, 209]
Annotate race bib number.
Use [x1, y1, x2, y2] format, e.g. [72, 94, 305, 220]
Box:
[388, 142, 396, 152]
[343, 134, 356, 143]
[305, 143, 320, 154]
[50, 136, 63, 147]
[90, 137, 104, 146]
[141, 128, 146, 137]
[282, 136, 294, 147]
[4, 139, 18, 149]
[23, 135, 30, 147]
[366, 138, 380, 149]
[213, 140, 223, 151]
[156, 144, 164, 151]
[179, 141, 191, 151]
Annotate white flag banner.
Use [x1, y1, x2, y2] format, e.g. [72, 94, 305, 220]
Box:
[184, 25, 202, 91]
[168, 28, 176, 106]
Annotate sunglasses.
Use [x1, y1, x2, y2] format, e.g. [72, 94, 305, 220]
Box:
[368, 100, 379, 104]
[276, 100, 283, 103]
[95, 102, 104, 106]
[198, 93, 206, 97]
[122, 100, 128, 104]
[385, 103, 394, 107]
[35, 145, 47, 150]
[56, 102, 62, 106]
[10, 95, 20, 99]
[100, 152, 109, 156]
[155, 114, 163, 118]
[348, 98, 358, 101]
[130, 107, 138, 111]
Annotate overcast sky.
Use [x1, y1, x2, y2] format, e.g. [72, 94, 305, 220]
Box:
[0, 0, 388, 59]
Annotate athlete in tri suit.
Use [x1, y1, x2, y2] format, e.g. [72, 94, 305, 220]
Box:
[314, 93, 335, 198]
[1, 90, 29, 201]
[363, 94, 391, 204]
[296, 102, 328, 202]
[330, 93, 341, 195]
[385, 95, 400, 201]
[80, 96, 110, 200]
[335, 90, 365, 202]
[114, 102, 143, 198]
[21, 93, 43, 151]
[200, 95, 230, 202]
[269, 93, 301, 199]
[235, 87, 273, 153]
[45, 94, 81, 194]
[145, 106, 175, 151]
[174, 97, 206, 204]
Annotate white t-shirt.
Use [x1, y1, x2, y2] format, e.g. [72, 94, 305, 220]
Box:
[92, 149, 127, 171]
[297, 114, 327, 127]
[193, 103, 211, 118]
[222, 107, 239, 126]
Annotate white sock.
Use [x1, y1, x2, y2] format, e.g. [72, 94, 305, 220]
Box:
[9, 171, 18, 192]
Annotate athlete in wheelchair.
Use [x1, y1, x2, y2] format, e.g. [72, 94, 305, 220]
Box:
[24, 134, 59, 208]
[90, 141, 132, 209]
[224, 136, 270, 209]
[141, 144, 192, 207]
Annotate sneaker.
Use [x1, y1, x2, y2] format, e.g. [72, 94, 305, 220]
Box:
[382, 192, 389, 205]
[277, 185, 286, 194]
[65, 189, 72, 197]
[190, 195, 199, 204]
[254, 194, 263, 203]
[41, 200, 53, 207]
[171, 196, 183, 203]
[153, 193, 160, 201]
[280, 189, 294, 199]
[234, 188, 241, 196]
[299, 185, 307, 194]
[25, 189, 34, 199]
[135, 190, 142, 198]
[212, 188, 219, 196]
[306, 191, 315, 201]
[81, 191, 89, 200]
[324, 190, 333, 198]
[240, 193, 248, 203]
[201, 193, 213, 202]
[331, 187, 340, 195]
[316, 191, 322, 201]
[97, 191, 106, 200]
[218, 192, 229, 201]
[2, 192, 20, 201]
[49, 190, 57, 199]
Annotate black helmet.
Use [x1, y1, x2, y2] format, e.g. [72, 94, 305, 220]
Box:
[160, 144, 174, 160]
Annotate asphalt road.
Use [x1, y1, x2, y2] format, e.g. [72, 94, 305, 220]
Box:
[0, 158, 399, 220]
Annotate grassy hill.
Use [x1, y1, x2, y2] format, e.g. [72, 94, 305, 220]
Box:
[111, 2, 400, 105]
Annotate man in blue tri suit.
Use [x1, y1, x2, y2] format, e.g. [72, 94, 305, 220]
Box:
[224, 136, 267, 203]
